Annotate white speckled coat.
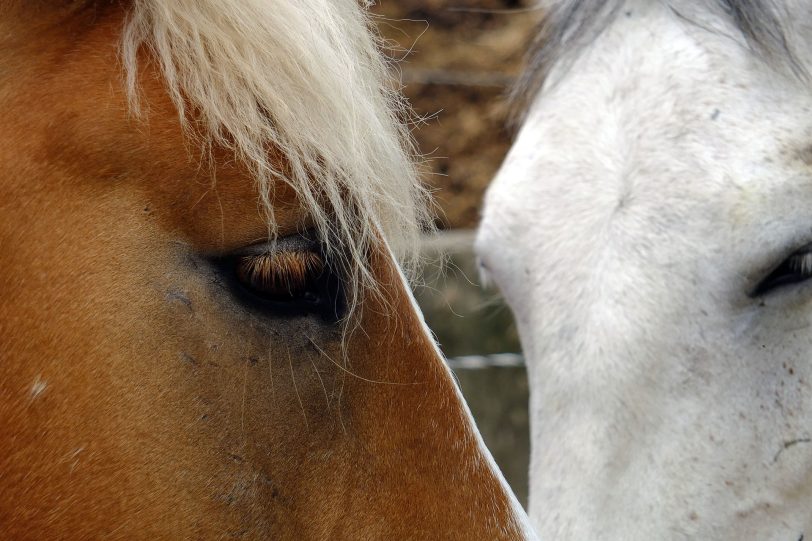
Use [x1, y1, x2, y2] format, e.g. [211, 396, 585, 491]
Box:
[478, 1, 812, 538]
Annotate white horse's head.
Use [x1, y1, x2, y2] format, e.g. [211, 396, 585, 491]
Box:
[478, 0, 812, 539]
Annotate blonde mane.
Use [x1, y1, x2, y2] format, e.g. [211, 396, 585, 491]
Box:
[121, 0, 430, 304]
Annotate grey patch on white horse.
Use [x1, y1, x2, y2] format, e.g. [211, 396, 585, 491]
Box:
[793, 144, 812, 165]
[513, 0, 801, 119]
[772, 437, 812, 463]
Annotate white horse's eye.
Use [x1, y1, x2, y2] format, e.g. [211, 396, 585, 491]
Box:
[752, 243, 812, 296]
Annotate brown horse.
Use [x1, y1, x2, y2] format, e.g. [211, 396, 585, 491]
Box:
[0, 1, 536, 539]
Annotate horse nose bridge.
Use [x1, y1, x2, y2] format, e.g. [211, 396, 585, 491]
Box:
[534, 226, 660, 309]
[519, 222, 684, 395]
[341, 246, 538, 539]
[478, 146, 541, 253]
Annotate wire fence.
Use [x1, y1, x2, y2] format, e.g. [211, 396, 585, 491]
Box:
[446, 353, 525, 370]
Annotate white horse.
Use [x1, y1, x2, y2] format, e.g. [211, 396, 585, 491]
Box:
[478, 0, 812, 539]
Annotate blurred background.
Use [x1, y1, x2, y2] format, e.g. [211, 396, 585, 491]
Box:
[370, 1, 540, 506]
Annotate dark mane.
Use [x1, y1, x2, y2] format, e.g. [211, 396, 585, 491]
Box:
[512, 0, 801, 119]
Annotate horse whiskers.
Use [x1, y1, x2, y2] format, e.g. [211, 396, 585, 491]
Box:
[305, 336, 423, 386]
[240, 358, 248, 449]
[336, 369, 347, 436]
[309, 357, 331, 410]
[286, 347, 309, 431]
[266, 338, 276, 407]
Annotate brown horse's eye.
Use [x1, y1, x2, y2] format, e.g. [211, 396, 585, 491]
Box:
[235, 250, 325, 303]
[214, 238, 344, 321]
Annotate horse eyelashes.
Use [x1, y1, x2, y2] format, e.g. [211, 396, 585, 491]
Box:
[210, 236, 345, 322]
[788, 252, 812, 276]
[752, 244, 812, 296]
[235, 250, 325, 300]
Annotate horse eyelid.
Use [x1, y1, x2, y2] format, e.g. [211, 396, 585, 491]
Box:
[751, 243, 812, 297]
[235, 250, 324, 295]
[230, 234, 319, 257]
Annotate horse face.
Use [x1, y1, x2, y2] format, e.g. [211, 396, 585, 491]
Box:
[0, 5, 534, 539]
[479, 2, 812, 539]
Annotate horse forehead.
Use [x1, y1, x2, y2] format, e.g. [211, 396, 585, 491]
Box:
[478, 5, 812, 343]
[0, 10, 302, 251]
[486, 7, 812, 255]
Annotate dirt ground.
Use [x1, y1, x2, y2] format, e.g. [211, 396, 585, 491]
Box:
[370, 1, 540, 229]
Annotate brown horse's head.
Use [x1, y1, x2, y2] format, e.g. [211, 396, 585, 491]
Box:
[0, 1, 535, 539]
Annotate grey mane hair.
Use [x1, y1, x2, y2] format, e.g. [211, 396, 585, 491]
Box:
[121, 0, 432, 318]
[512, 0, 803, 121]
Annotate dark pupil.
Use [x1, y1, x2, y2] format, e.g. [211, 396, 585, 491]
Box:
[220, 248, 345, 321]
